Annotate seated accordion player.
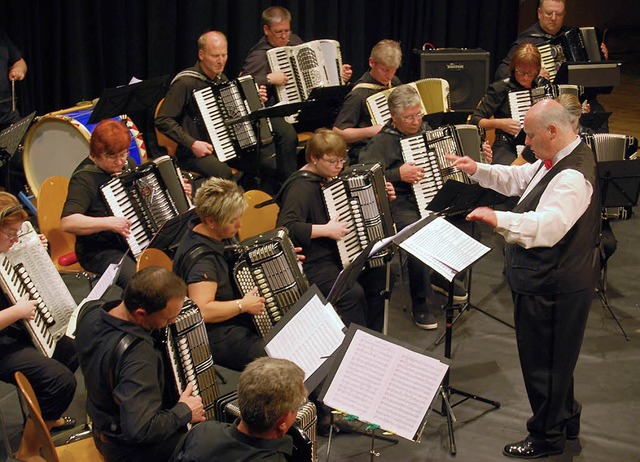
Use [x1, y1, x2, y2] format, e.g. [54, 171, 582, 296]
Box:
[158, 298, 221, 421]
[233, 228, 309, 338]
[101, 155, 192, 258]
[321, 163, 396, 269]
[508, 83, 580, 130]
[266, 39, 344, 105]
[399, 125, 482, 219]
[215, 391, 317, 462]
[0, 222, 77, 357]
[367, 78, 450, 126]
[193, 75, 273, 163]
[538, 26, 604, 83]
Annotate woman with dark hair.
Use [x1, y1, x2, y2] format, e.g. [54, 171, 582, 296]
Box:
[470, 43, 549, 165]
[0, 192, 78, 431]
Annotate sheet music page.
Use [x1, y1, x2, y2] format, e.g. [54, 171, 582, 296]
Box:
[265, 294, 345, 381]
[322, 329, 449, 441]
[400, 217, 490, 281]
[66, 263, 120, 339]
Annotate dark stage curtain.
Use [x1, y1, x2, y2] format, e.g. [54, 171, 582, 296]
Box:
[1, 0, 518, 149]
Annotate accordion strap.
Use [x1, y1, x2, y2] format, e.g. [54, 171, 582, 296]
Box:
[351, 82, 390, 92]
[174, 243, 217, 280]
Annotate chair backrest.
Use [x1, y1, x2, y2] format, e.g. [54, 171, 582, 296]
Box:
[37, 176, 84, 272]
[154, 98, 178, 157]
[238, 190, 280, 241]
[136, 248, 173, 272]
[14, 371, 59, 462]
[14, 372, 104, 462]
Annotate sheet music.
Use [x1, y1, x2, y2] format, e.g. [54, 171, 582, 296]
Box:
[400, 216, 490, 281]
[8, 222, 77, 340]
[265, 293, 345, 381]
[322, 329, 448, 441]
[65, 263, 120, 339]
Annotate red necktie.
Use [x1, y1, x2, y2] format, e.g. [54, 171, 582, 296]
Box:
[543, 159, 553, 170]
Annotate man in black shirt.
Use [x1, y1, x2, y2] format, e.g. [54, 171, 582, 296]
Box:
[77, 267, 205, 462]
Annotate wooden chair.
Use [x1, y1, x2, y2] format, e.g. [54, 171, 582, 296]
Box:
[154, 98, 178, 157]
[238, 190, 279, 241]
[13, 371, 103, 462]
[136, 248, 173, 272]
[36, 176, 87, 273]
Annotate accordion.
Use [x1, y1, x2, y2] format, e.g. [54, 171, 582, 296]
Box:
[539, 27, 603, 83]
[400, 125, 481, 218]
[233, 228, 309, 338]
[583, 133, 639, 162]
[267, 39, 344, 105]
[366, 78, 450, 126]
[0, 222, 77, 357]
[161, 298, 220, 421]
[101, 155, 191, 259]
[193, 75, 273, 162]
[215, 391, 317, 462]
[322, 163, 396, 268]
[508, 84, 580, 129]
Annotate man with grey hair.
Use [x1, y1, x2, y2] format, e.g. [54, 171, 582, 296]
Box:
[170, 357, 307, 461]
[333, 39, 402, 164]
[450, 99, 600, 458]
[360, 84, 471, 330]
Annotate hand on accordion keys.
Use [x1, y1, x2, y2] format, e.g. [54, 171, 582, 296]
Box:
[180, 382, 206, 424]
[10, 296, 38, 323]
[240, 287, 267, 315]
[399, 161, 425, 185]
[108, 216, 132, 238]
[323, 215, 349, 241]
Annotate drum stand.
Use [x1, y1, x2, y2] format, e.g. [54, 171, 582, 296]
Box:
[433, 278, 501, 456]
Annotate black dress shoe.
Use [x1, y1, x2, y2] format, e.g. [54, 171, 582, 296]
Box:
[503, 437, 563, 459]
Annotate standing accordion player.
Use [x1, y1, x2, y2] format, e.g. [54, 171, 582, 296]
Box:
[233, 228, 309, 338]
[160, 298, 221, 422]
[267, 39, 344, 105]
[366, 78, 450, 126]
[538, 26, 604, 83]
[101, 155, 191, 258]
[0, 222, 77, 357]
[193, 75, 273, 163]
[321, 163, 396, 268]
[399, 125, 482, 218]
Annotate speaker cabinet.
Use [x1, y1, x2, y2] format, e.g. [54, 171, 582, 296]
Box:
[420, 49, 489, 112]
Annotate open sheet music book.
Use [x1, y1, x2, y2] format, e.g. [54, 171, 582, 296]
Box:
[371, 212, 490, 282]
[319, 325, 449, 441]
[264, 285, 346, 392]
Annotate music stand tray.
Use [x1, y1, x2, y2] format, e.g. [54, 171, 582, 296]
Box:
[426, 180, 508, 216]
[0, 111, 36, 158]
[598, 160, 640, 208]
[148, 208, 197, 256]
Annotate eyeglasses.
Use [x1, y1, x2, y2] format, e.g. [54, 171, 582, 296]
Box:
[104, 150, 129, 161]
[1, 229, 24, 241]
[514, 69, 539, 77]
[400, 112, 424, 123]
[321, 157, 347, 166]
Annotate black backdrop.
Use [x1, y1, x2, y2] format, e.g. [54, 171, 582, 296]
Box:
[1, 0, 519, 131]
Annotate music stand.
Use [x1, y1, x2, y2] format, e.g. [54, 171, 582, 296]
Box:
[596, 160, 640, 340]
[148, 208, 196, 258]
[426, 180, 515, 345]
[423, 111, 471, 129]
[0, 111, 36, 191]
[88, 76, 170, 152]
[295, 85, 351, 131]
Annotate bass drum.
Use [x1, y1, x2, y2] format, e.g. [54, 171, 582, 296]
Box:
[23, 104, 147, 197]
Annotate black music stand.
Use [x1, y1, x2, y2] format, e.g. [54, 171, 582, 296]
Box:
[0, 111, 36, 191]
[427, 180, 515, 346]
[88, 76, 170, 153]
[148, 208, 197, 258]
[295, 85, 351, 131]
[596, 160, 640, 341]
[423, 111, 471, 129]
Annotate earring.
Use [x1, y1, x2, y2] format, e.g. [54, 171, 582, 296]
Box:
[313, 161, 317, 166]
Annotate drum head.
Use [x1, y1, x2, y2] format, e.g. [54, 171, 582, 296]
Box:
[23, 115, 92, 197]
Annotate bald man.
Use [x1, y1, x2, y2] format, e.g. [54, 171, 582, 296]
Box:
[450, 99, 600, 459]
